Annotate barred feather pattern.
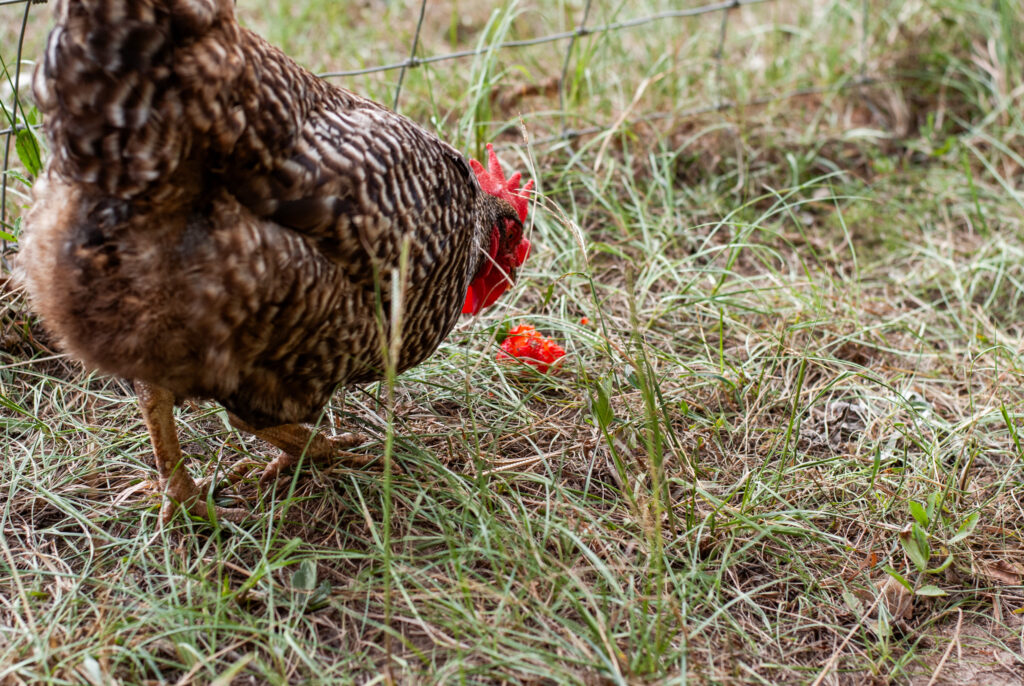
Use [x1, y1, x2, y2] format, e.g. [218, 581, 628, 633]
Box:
[21, 0, 519, 427]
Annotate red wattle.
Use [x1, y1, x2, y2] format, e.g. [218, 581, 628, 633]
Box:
[462, 282, 482, 315]
[515, 239, 531, 265]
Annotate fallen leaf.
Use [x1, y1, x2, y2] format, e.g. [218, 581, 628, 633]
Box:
[876, 574, 914, 621]
[973, 560, 1024, 586]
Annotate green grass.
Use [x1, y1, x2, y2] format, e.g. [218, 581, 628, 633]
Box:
[3, 0, 1024, 683]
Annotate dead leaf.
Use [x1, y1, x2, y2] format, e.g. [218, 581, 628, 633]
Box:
[877, 575, 915, 621]
[973, 560, 1024, 586]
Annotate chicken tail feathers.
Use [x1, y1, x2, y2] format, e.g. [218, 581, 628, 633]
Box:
[33, 0, 243, 197]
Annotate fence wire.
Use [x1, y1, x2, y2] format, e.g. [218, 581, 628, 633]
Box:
[1, 0, 874, 241]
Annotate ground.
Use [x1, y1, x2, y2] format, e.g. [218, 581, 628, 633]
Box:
[1, 0, 1023, 684]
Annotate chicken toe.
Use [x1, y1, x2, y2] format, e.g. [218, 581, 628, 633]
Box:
[227, 413, 369, 487]
[160, 481, 249, 525]
[258, 436, 373, 488]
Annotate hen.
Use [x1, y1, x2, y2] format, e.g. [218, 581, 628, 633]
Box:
[19, 0, 533, 522]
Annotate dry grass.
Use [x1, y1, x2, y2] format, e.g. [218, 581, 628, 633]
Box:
[2, 0, 1024, 684]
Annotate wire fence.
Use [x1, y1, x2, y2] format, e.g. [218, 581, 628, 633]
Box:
[1, 0, 876, 244]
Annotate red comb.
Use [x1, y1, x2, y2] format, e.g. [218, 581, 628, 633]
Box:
[469, 144, 534, 223]
[462, 144, 534, 315]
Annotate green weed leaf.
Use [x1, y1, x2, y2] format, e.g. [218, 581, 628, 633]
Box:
[592, 378, 614, 429]
[15, 128, 42, 178]
[292, 559, 317, 591]
[909, 500, 929, 527]
[900, 524, 930, 572]
[915, 584, 947, 597]
[950, 512, 980, 544]
[926, 552, 954, 574]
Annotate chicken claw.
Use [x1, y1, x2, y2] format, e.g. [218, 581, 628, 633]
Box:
[226, 414, 368, 488]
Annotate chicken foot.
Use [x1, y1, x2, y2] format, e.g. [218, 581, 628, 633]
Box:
[135, 380, 248, 524]
[135, 380, 369, 522]
[226, 414, 369, 487]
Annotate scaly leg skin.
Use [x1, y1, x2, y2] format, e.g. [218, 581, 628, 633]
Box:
[135, 380, 248, 524]
[226, 413, 369, 488]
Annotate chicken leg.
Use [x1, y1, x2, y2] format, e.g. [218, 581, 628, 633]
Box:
[136, 381, 369, 522]
[135, 380, 248, 524]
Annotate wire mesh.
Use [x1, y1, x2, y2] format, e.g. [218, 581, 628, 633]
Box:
[1, 0, 877, 247]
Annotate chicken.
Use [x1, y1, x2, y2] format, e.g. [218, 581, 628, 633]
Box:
[18, 0, 534, 523]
